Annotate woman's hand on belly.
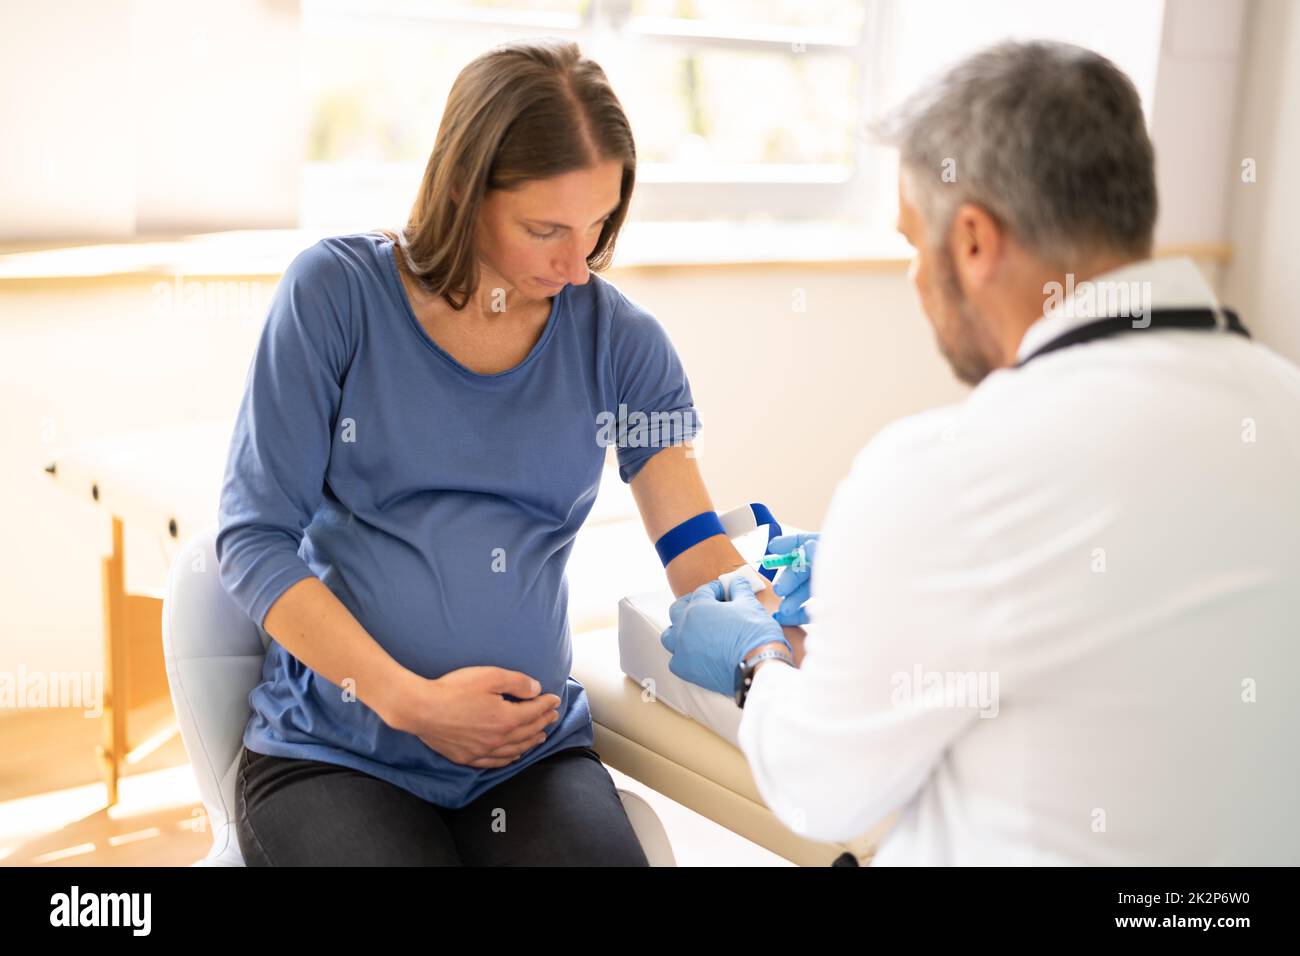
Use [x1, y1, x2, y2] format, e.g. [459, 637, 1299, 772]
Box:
[385, 666, 562, 768]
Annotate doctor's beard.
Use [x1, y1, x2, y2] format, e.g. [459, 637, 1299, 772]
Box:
[929, 244, 1004, 387]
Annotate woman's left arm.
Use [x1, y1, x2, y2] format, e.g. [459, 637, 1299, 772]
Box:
[628, 442, 806, 662]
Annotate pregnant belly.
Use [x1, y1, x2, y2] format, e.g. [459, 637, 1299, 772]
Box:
[307, 518, 576, 700]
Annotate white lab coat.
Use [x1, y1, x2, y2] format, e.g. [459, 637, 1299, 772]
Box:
[737, 257, 1300, 865]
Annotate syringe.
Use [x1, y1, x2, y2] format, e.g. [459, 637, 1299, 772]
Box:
[758, 545, 807, 573]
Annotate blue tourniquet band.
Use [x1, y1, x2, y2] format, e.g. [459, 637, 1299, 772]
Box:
[748, 502, 783, 580]
[655, 511, 727, 567]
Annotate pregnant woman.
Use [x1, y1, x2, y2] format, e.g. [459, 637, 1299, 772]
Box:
[217, 37, 803, 866]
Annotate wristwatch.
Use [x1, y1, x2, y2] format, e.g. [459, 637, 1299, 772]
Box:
[735, 647, 795, 709]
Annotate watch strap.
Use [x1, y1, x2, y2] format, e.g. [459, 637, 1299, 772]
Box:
[735, 647, 794, 708]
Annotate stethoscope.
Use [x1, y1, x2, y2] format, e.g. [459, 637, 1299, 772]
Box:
[1016, 305, 1250, 368]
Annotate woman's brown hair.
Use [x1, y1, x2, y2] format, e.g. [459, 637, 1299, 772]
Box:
[377, 37, 636, 310]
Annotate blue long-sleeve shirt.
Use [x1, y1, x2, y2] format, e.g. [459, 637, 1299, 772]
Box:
[216, 231, 700, 808]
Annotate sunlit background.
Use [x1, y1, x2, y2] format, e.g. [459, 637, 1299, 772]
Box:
[1, 0, 1295, 867]
[301, 0, 1164, 235]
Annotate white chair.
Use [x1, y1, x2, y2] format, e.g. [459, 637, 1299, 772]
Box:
[161, 524, 676, 866]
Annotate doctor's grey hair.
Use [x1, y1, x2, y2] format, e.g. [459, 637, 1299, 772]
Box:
[872, 40, 1157, 268]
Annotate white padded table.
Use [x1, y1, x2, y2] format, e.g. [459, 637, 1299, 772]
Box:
[596, 526, 897, 865]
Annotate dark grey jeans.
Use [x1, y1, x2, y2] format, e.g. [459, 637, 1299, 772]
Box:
[235, 743, 650, 866]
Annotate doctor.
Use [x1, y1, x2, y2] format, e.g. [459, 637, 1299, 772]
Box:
[660, 39, 1300, 865]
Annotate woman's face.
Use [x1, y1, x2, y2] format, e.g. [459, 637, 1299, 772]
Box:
[475, 158, 625, 304]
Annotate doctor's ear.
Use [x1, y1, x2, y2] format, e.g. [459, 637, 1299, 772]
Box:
[948, 201, 1006, 289]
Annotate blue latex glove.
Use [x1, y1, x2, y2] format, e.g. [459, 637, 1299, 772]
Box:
[660, 577, 791, 697]
[768, 532, 820, 626]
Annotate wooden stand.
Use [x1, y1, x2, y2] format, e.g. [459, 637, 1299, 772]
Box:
[95, 516, 172, 806]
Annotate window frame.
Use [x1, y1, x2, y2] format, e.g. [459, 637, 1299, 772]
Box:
[300, 0, 883, 226]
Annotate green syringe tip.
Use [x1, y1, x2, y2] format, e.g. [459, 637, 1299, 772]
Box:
[759, 546, 806, 570]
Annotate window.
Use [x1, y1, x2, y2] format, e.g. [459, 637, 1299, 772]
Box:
[300, 0, 874, 229]
[301, 0, 1165, 248]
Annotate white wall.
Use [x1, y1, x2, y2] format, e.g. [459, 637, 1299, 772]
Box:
[1149, 0, 1249, 250]
[0, 2, 136, 239]
[0, 0, 301, 241]
[611, 265, 970, 529]
[1222, 0, 1300, 364]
